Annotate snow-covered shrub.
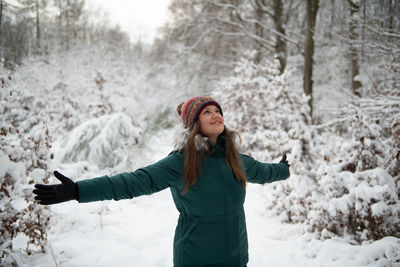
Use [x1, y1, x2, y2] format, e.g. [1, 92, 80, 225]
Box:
[45, 81, 85, 134]
[214, 52, 400, 243]
[272, 163, 400, 242]
[213, 51, 315, 172]
[58, 113, 142, 169]
[0, 83, 51, 259]
[316, 168, 399, 241]
[266, 91, 400, 243]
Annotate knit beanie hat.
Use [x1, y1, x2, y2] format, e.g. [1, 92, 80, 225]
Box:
[177, 96, 223, 129]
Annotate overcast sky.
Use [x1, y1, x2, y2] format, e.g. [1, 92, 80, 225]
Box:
[86, 0, 171, 43]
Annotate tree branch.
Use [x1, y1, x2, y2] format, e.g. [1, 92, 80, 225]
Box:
[348, 0, 360, 9]
[206, 0, 299, 46]
[365, 24, 400, 39]
[253, 0, 274, 17]
[212, 27, 246, 38]
[213, 16, 276, 51]
[285, 0, 302, 24]
[182, 27, 214, 53]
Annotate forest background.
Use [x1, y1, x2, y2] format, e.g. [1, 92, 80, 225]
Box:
[1, 0, 399, 266]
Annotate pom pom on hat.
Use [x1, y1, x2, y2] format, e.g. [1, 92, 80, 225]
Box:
[176, 96, 223, 129]
[177, 102, 184, 116]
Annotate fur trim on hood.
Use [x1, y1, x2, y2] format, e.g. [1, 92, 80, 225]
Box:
[173, 128, 213, 152]
[173, 127, 243, 153]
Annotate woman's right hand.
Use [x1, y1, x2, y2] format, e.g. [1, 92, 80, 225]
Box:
[33, 171, 79, 205]
[279, 154, 290, 168]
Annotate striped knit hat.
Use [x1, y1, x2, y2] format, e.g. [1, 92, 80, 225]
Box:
[177, 96, 223, 129]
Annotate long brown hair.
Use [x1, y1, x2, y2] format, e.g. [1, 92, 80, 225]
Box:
[182, 122, 247, 193]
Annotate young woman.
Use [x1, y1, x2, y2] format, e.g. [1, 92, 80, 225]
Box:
[34, 96, 290, 267]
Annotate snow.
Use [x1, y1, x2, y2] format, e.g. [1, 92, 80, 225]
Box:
[57, 113, 142, 169]
[1, 45, 399, 267]
[10, 131, 398, 267]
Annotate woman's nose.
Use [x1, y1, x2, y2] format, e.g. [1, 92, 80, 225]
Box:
[212, 112, 221, 118]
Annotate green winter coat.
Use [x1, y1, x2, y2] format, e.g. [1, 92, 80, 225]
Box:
[77, 135, 290, 267]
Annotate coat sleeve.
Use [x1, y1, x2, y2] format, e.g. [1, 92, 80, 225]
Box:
[77, 152, 184, 203]
[240, 154, 290, 184]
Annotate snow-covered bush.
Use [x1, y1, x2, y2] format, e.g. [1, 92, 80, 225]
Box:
[0, 82, 52, 261]
[214, 52, 400, 243]
[269, 160, 399, 242]
[267, 91, 400, 243]
[58, 113, 142, 169]
[214, 51, 315, 172]
[316, 167, 398, 241]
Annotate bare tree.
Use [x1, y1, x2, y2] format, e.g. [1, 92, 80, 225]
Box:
[253, 0, 301, 71]
[0, 0, 3, 34]
[329, 0, 335, 38]
[0, 0, 4, 67]
[158, 0, 244, 94]
[253, 0, 267, 63]
[35, 0, 40, 49]
[303, 0, 319, 119]
[162, 0, 299, 76]
[348, 0, 362, 96]
[55, 0, 85, 50]
[206, 0, 300, 73]
[0, 0, 31, 68]
[271, 0, 287, 72]
[251, 0, 289, 70]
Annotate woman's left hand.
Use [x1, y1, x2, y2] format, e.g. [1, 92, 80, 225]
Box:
[33, 171, 78, 205]
[279, 154, 290, 168]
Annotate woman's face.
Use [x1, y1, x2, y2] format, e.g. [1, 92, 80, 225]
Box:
[198, 105, 224, 143]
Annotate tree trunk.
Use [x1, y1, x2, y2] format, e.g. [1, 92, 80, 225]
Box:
[273, 0, 287, 73]
[303, 0, 319, 119]
[56, 0, 63, 48]
[0, 0, 3, 35]
[328, 0, 335, 39]
[387, 0, 394, 34]
[348, 0, 362, 96]
[361, 0, 366, 60]
[66, 0, 70, 51]
[254, 0, 265, 64]
[35, 0, 40, 49]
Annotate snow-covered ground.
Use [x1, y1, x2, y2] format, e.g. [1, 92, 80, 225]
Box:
[2, 46, 399, 267]
[12, 128, 399, 267]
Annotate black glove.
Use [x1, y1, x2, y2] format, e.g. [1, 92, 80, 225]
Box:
[279, 154, 290, 168]
[33, 171, 79, 205]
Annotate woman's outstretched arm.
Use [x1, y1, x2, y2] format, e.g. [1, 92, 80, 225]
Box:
[33, 152, 184, 204]
[241, 154, 290, 184]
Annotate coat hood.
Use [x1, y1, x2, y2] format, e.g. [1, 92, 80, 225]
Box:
[173, 128, 214, 152]
[173, 127, 243, 154]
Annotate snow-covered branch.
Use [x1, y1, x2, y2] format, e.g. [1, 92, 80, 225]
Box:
[213, 16, 275, 52]
[212, 27, 246, 38]
[253, 0, 274, 17]
[206, 0, 299, 46]
[4, 0, 34, 9]
[183, 27, 214, 53]
[365, 24, 400, 39]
